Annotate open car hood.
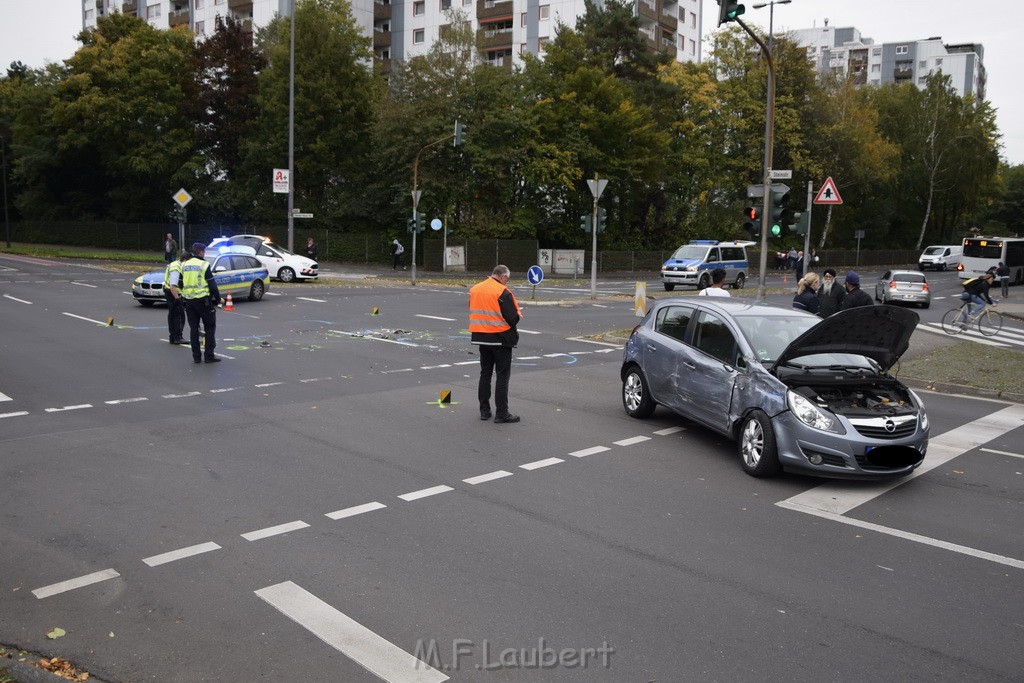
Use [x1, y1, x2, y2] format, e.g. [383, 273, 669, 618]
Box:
[772, 305, 919, 372]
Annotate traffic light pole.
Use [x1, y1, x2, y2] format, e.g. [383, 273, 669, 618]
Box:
[411, 133, 456, 286]
[804, 180, 813, 267]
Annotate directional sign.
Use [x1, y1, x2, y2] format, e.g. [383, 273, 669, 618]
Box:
[292, 212, 313, 218]
[769, 169, 792, 180]
[527, 265, 544, 285]
[814, 176, 843, 205]
[172, 188, 192, 208]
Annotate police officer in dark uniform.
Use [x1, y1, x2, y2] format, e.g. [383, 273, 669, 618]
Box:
[164, 249, 188, 344]
[180, 242, 222, 364]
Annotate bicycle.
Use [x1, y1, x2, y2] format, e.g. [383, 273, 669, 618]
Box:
[940, 301, 1002, 336]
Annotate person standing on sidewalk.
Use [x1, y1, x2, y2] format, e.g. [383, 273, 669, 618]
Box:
[180, 243, 222, 364]
[164, 233, 178, 263]
[164, 249, 189, 345]
[997, 261, 1010, 298]
[469, 265, 522, 424]
[392, 239, 405, 270]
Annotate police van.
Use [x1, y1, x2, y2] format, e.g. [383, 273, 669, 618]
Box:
[660, 240, 750, 291]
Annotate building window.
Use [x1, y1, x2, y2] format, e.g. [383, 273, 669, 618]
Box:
[413, 1, 425, 15]
[519, 43, 526, 55]
[895, 45, 908, 55]
[539, 5, 549, 19]
[935, 57, 943, 66]
[690, 38, 696, 56]
[521, 11, 526, 26]
[679, 9, 685, 21]
[85, 8, 95, 21]
[871, 63, 880, 73]
[215, 0, 225, 4]
[918, 76, 927, 85]
[872, 47, 881, 56]
[538, 36, 549, 51]
[195, 20, 205, 34]
[146, 3, 161, 18]
[414, 28, 425, 43]
[463, 0, 472, 6]
[691, 13, 696, 28]
[195, 0, 204, 8]
[919, 60, 926, 69]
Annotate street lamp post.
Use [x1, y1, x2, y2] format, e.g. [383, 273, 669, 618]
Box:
[410, 134, 456, 286]
[286, 0, 296, 252]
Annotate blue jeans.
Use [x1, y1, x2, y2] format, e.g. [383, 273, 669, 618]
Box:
[960, 292, 986, 317]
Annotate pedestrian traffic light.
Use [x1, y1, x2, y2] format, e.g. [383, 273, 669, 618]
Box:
[416, 213, 425, 232]
[717, 0, 745, 26]
[407, 217, 416, 233]
[453, 120, 466, 147]
[580, 214, 592, 232]
[789, 211, 807, 235]
[596, 208, 607, 233]
[769, 185, 792, 240]
[742, 206, 761, 239]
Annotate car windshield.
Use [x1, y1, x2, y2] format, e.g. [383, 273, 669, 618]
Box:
[924, 247, 943, 255]
[670, 245, 710, 260]
[733, 314, 821, 364]
[263, 242, 296, 256]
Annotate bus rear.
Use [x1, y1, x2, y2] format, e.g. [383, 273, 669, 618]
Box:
[958, 237, 1024, 283]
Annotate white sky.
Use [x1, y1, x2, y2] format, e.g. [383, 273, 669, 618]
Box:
[0, 1, 1021, 164]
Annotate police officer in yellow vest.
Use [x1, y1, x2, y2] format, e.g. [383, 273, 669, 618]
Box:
[469, 265, 522, 423]
[180, 242, 222, 364]
[164, 249, 188, 344]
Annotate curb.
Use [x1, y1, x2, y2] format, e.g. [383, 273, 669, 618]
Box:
[898, 378, 1024, 404]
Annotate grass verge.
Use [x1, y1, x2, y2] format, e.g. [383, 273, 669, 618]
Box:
[899, 341, 1024, 394]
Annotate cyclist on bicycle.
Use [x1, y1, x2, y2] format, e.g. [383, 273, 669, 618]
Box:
[958, 269, 997, 323]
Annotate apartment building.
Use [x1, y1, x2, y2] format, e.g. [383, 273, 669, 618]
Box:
[82, 0, 704, 73]
[787, 22, 985, 101]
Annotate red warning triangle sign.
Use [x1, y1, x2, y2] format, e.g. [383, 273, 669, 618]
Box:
[814, 176, 843, 205]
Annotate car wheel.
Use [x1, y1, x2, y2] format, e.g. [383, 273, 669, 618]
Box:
[697, 274, 710, 290]
[622, 366, 656, 419]
[920, 301, 930, 309]
[738, 410, 781, 477]
[139, 300, 155, 307]
[249, 280, 265, 301]
[940, 263, 947, 271]
[278, 267, 296, 283]
[663, 283, 675, 292]
[733, 273, 745, 290]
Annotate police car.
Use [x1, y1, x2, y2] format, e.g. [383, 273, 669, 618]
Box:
[131, 246, 270, 306]
[208, 235, 318, 283]
[660, 240, 750, 291]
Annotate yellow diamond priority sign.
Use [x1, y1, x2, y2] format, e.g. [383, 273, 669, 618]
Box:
[173, 188, 193, 208]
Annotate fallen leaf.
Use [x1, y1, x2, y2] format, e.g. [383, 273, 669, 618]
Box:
[46, 627, 66, 639]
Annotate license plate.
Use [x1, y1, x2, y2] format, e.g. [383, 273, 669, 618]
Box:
[903, 294, 916, 299]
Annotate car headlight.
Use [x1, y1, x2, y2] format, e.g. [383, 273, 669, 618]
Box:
[787, 390, 844, 434]
[684, 266, 697, 272]
[909, 390, 929, 431]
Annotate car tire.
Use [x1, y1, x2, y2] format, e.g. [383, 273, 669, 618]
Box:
[920, 301, 930, 309]
[733, 273, 745, 290]
[663, 283, 675, 292]
[278, 267, 296, 283]
[249, 280, 265, 301]
[139, 300, 155, 307]
[697, 274, 710, 290]
[940, 263, 947, 271]
[738, 410, 781, 477]
[622, 366, 656, 419]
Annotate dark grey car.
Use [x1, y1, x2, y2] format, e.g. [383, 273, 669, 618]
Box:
[620, 299, 929, 479]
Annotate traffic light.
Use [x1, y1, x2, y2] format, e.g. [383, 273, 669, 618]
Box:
[717, 0, 745, 26]
[596, 208, 607, 233]
[407, 217, 416, 233]
[416, 213, 425, 232]
[796, 213, 811, 235]
[453, 120, 466, 147]
[580, 214, 592, 232]
[789, 211, 806, 235]
[742, 206, 761, 239]
[769, 185, 792, 240]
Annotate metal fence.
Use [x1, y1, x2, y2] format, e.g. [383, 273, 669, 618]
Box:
[7, 221, 923, 273]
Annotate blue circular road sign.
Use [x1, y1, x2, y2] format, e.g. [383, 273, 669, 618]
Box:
[527, 265, 544, 285]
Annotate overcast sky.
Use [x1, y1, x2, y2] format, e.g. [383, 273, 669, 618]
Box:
[1, 0, 1021, 164]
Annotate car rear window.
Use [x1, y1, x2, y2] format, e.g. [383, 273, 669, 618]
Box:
[894, 273, 926, 283]
[655, 305, 694, 342]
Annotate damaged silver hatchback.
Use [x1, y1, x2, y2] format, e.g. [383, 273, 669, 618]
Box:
[620, 299, 929, 479]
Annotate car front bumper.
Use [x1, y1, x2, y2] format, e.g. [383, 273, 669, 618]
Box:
[132, 283, 166, 302]
[661, 270, 698, 285]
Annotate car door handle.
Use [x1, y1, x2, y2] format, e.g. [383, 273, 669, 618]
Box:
[683, 361, 696, 370]
[646, 344, 657, 352]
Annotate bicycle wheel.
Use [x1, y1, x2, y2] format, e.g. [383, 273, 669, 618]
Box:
[941, 308, 966, 335]
[977, 309, 1003, 336]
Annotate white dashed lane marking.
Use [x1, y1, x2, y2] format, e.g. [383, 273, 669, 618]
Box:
[44, 404, 92, 413]
[105, 397, 148, 405]
[142, 541, 221, 567]
[520, 457, 564, 470]
[325, 501, 387, 520]
[463, 470, 514, 485]
[614, 435, 651, 447]
[398, 485, 453, 502]
[33, 569, 121, 600]
[3, 294, 32, 304]
[415, 314, 456, 321]
[241, 520, 310, 542]
[570, 446, 610, 458]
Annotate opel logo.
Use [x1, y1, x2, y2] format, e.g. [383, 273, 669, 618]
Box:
[884, 419, 896, 433]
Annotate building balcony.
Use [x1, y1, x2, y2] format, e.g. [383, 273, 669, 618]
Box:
[169, 9, 190, 27]
[479, 28, 513, 49]
[228, 0, 252, 10]
[637, 0, 658, 22]
[122, 0, 137, 13]
[373, 29, 392, 48]
[894, 65, 913, 79]
[477, 0, 513, 22]
[374, 1, 392, 20]
[241, 18, 253, 33]
[375, 57, 393, 76]
[659, 12, 677, 31]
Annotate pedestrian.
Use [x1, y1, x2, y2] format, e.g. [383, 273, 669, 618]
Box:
[164, 233, 178, 263]
[305, 237, 318, 261]
[180, 242, 222, 364]
[787, 248, 798, 269]
[698, 268, 731, 297]
[809, 247, 819, 266]
[164, 249, 189, 345]
[469, 265, 522, 424]
[794, 250, 805, 280]
[839, 271, 873, 310]
[392, 239, 405, 270]
[817, 268, 846, 317]
[996, 261, 1010, 298]
[792, 272, 820, 314]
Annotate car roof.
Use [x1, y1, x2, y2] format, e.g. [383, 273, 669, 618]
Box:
[653, 297, 814, 319]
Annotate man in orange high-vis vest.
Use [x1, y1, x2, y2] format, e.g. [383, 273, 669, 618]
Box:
[469, 264, 522, 423]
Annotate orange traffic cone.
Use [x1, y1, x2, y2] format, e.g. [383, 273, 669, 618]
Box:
[224, 293, 234, 311]
[782, 272, 789, 285]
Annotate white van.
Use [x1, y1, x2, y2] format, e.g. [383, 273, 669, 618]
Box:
[918, 245, 962, 271]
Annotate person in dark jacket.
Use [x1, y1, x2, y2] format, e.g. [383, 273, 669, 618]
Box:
[305, 238, 318, 261]
[817, 268, 846, 317]
[996, 261, 1010, 298]
[792, 272, 820, 314]
[959, 270, 997, 322]
[469, 265, 522, 423]
[840, 271, 873, 310]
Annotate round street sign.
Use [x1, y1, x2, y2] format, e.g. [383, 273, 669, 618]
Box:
[430, 218, 442, 231]
[527, 265, 544, 285]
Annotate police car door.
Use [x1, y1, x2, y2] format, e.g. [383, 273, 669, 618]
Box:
[683, 309, 740, 433]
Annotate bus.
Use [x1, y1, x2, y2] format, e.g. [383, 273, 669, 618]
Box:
[958, 236, 1024, 284]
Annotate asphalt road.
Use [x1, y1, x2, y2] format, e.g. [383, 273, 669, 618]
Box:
[1, 255, 1023, 682]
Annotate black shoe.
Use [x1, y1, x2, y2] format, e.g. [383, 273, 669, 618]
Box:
[494, 414, 520, 424]
[480, 412, 492, 421]
[193, 358, 202, 364]
[205, 356, 222, 363]
[171, 338, 189, 345]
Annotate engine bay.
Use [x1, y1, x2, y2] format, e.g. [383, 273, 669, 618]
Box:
[789, 382, 917, 418]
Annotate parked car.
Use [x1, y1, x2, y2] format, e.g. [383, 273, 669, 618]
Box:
[660, 240, 748, 291]
[208, 235, 318, 283]
[620, 299, 929, 479]
[132, 246, 269, 306]
[875, 270, 930, 308]
[918, 244, 963, 271]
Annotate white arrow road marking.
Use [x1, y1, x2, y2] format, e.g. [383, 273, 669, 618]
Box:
[255, 581, 448, 683]
[0, 391, 11, 402]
